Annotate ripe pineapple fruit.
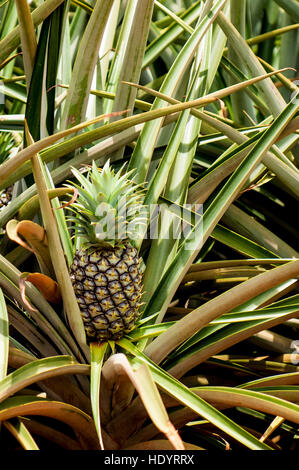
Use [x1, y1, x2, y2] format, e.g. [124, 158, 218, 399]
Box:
[68, 161, 145, 342]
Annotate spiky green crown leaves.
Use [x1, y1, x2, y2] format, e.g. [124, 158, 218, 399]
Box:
[67, 161, 146, 247]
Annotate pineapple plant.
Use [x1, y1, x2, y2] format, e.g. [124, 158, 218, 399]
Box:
[1, 0, 299, 452]
[68, 161, 145, 342]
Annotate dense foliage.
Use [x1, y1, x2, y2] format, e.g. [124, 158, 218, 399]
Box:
[0, 0, 298, 451]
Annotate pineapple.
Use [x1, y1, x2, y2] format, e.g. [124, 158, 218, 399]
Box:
[68, 161, 145, 342]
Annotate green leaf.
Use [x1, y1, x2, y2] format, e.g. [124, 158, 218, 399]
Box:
[165, 298, 299, 378]
[90, 342, 108, 450]
[0, 254, 82, 361]
[61, 0, 114, 129]
[0, 289, 8, 380]
[128, 0, 227, 183]
[3, 418, 39, 450]
[143, 0, 202, 68]
[272, 0, 299, 23]
[0, 395, 99, 448]
[212, 224, 280, 259]
[0, 0, 66, 64]
[25, 1, 66, 140]
[145, 259, 299, 368]
[117, 338, 272, 450]
[216, 10, 286, 116]
[0, 355, 89, 404]
[143, 93, 298, 323]
[25, 126, 88, 356]
[190, 386, 299, 426]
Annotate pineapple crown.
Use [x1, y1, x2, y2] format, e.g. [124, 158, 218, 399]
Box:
[66, 160, 146, 248]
